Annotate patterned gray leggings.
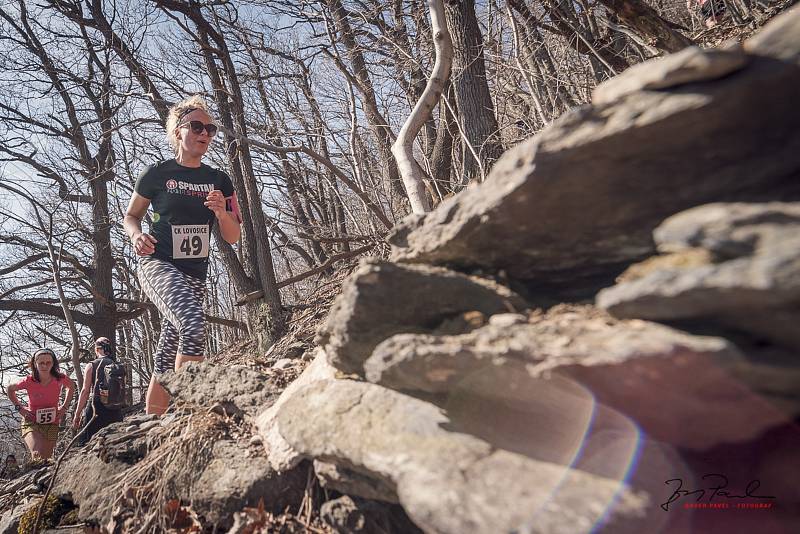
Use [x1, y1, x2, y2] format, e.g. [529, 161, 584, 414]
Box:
[138, 257, 206, 374]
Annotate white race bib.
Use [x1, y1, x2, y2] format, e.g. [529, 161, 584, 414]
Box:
[36, 407, 56, 424]
[172, 224, 210, 259]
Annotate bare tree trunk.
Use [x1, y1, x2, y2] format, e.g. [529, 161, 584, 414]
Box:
[444, 0, 504, 185]
[505, 4, 548, 126]
[392, 0, 453, 214]
[46, 238, 83, 390]
[119, 325, 134, 406]
[324, 0, 407, 209]
[88, 66, 119, 343]
[430, 81, 458, 195]
[387, 0, 437, 156]
[597, 0, 694, 53]
[508, 2, 579, 115]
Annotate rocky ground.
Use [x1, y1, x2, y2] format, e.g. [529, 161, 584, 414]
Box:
[2, 4, 800, 533]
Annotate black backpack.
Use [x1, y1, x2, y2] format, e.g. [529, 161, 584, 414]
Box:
[92, 357, 127, 410]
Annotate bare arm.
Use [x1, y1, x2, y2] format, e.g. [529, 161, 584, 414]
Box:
[6, 383, 33, 421]
[205, 190, 241, 244]
[6, 383, 20, 406]
[72, 365, 93, 428]
[217, 207, 241, 244]
[57, 376, 75, 422]
[61, 376, 75, 410]
[124, 193, 158, 255]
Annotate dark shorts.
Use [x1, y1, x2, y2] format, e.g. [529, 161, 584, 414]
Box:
[78, 404, 124, 446]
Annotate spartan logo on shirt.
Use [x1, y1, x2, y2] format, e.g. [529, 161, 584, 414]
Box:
[165, 178, 215, 198]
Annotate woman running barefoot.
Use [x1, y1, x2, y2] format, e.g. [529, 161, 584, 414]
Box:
[123, 95, 241, 415]
[6, 348, 75, 461]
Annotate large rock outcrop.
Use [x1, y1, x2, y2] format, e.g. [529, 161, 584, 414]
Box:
[255, 348, 337, 472]
[364, 306, 782, 450]
[53, 399, 306, 530]
[276, 378, 652, 534]
[316, 259, 525, 376]
[160, 362, 284, 418]
[259, 10, 800, 534]
[389, 8, 800, 299]
[598, 202, 800, 349]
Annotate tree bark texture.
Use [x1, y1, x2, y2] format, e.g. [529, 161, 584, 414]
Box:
[597, 0, 694, 53]
[430, 80, 458, 194]
[392, 0, 452, 214]
[510, 0, 629, 78]
[444, 0, 504, 186]
[326, 0, 408, 207]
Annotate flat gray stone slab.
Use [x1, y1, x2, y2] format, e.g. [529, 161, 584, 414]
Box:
[316, 259, 525, 376]
[276, 379, 654, 534]
[365, 306, 785, 450]
[598, 202, 800, 350]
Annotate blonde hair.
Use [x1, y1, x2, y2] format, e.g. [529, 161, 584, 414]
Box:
[166, 95, 212, 154]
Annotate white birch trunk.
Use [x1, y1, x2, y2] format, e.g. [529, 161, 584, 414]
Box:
[392, 0, 453, 214]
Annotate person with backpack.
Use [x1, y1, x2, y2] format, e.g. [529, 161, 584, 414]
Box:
[6, 348, 75, 460]
[123, 95, 241, 415]
[72, 337, 126, 445]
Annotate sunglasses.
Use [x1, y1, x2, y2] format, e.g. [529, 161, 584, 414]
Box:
[180, 120, 218, 137]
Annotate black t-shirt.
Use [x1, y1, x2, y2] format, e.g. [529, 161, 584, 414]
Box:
[134, 159, 235, 279]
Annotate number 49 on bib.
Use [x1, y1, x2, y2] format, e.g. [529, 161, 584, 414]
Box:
[172, 224, 210, 259]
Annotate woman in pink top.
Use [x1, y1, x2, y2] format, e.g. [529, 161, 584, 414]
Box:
[6, 348, 75, 460]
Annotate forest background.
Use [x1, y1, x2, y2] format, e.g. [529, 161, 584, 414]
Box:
[0, 0, 763, 458]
